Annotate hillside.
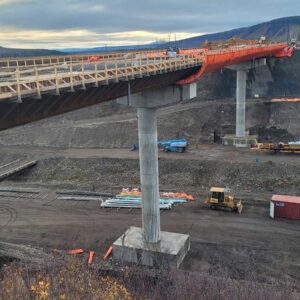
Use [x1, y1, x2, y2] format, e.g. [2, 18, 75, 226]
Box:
[0, 46, 63, 58]
[58, 16, 300, 54]
[197, 49, 300, 99]
[60, 44, 158, 54]
[168, 16, 300, 48]
[2, 16, 299, 56]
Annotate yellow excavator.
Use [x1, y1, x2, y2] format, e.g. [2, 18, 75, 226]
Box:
[205, 187, 243, 214]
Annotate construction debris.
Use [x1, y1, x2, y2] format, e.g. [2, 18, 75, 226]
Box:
[257, 141, 300, 153]
[57, 190, 115, 202]
[57, 188, 193, 209]
[88, 251, 95, 265]
[0, 186, 41, 194]
[67, 249, 84, 255]
[57, 190, 114, 197]
[160, 192, 195, 201]
[101, 199, 172, 210]
[0, 186, 42, 200]
[116, 195, 187, 204]
[57, 195, 103, 202]
[103, 246, 113, 260]
[119, 188, 195, 201]
[100, 188, 192, 209]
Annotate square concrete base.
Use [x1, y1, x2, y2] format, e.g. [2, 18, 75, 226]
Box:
[113, 227, 190, 269]
[222, 134, 258, 148]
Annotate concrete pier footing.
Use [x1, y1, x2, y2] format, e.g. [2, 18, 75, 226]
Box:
[113, 227, 190, 268]
[222, 134, 258, 148]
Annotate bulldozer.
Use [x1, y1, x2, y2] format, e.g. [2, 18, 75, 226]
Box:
[205, 187, 243, 214]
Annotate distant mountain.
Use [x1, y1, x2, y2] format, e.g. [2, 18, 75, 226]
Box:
[0, 46, 63, 58]
[2, 16, 300, 57]
[59, 16, 300, 54]
[167, 16, 300, 48]
[59, 44, 160, 54]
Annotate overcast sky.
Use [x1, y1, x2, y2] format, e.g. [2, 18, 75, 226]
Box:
[0, 0, 299, 49]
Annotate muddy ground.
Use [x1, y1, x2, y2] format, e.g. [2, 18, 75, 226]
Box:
[0, 145, 299, 285]
[0, 96, 299, 287]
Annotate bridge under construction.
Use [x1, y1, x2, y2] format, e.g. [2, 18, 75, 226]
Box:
[0, 40, 295, 268]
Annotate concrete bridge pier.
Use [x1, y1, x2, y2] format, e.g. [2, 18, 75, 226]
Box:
[236, 69, 247, 138]
[137, 107, 160, 243]
[223, 58, 266, 147]
[113, 83, 196, 268]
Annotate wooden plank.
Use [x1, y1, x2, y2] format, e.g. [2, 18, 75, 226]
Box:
[0, 160, 37, 180]
[0, 56, 200, 100]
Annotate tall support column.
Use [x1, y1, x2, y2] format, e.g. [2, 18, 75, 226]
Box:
[236, 69, 247, 138]
[137, 107, 160, 244]
[113, 84, 196, 268]
[226, 58, 266, 145]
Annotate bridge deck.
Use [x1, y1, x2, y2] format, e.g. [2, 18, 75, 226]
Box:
[0, 42, 294, 130]
[0, 55, 201, 102]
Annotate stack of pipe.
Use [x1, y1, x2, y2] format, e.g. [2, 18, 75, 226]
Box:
[116, 195, 187, 204]
[101, 198, 172, 210]
[101, 195, 187, 209]
[119, 190, 195, 201]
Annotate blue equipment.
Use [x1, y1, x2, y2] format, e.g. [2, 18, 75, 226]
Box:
[131, 139, 188, 153]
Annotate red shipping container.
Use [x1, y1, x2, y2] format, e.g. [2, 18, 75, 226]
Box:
[270, 195, 300, 220]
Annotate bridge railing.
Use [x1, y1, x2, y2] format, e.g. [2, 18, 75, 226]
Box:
[0, 49, 167, 70]
[0, 54, 202, 102]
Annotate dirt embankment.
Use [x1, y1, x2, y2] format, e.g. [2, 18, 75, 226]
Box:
[198, 50, 300, 98]
[0, 99, 299, 148]
[13, 156, 299, 196]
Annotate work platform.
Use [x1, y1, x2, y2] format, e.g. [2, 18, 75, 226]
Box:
[113, 227, 190, 268]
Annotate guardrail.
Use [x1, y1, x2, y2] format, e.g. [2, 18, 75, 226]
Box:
[0, 54, 202, 102]
[0, 49, 166, 70]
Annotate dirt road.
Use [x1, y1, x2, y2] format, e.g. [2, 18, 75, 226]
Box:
[0, 189, 299, 283]
[0, 144, 298, 164]
[0, 142, 299, 284]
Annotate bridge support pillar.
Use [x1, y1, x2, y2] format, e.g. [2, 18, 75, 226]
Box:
[236, 69, 247, 138]
[137, 107, 160, 244]
[113, 83, 196, 268]
[223, 58, 266, 147]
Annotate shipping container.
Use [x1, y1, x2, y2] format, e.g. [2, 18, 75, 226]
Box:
[270, 195, 300, 220]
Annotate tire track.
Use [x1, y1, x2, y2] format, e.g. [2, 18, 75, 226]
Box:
[0, 205, 18, 232]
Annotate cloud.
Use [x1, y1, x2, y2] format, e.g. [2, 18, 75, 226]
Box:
[0, 27, 203, 48]
[0, 0, 299, 48]
[0, 0, 33, 5]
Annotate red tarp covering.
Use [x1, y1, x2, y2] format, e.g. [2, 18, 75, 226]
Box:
[177, 43, 294, 85]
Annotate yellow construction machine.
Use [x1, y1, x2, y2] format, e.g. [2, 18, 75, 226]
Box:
[205, 187, 243, 214]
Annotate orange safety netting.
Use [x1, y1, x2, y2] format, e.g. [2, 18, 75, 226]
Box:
[161, 192, 195, 201]
[177, 43, 294, 85]
[119, 188, 195, 201]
